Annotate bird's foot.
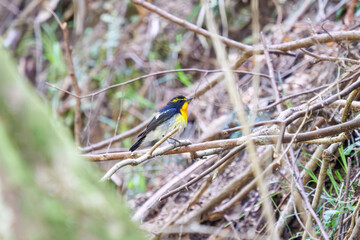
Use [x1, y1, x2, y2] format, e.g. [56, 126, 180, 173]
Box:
[167, 138, 191, 148]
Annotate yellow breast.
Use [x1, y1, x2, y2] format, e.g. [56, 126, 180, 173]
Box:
[180, 102, 189, 122]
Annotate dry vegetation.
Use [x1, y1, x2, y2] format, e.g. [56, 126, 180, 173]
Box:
[2, 0, 360, 239]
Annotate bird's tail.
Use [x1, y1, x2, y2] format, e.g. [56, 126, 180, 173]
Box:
[129, 135, 146, 152]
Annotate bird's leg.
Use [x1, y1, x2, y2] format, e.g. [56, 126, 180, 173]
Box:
[148, 127, 180, 156]
[167, 137, 183, 147]
[170, 137, 181, 143]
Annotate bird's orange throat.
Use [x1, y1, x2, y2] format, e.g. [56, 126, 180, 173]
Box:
[180, 102, 189, 122]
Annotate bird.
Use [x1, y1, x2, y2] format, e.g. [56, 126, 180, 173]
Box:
[129, 95, 193, 152]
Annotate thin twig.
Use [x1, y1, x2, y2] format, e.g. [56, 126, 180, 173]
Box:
[131, 0, 250, 51]
[157, 159, 218, 234]
[301, 48, 360, 65]
[284, 72, 360, 125]
[302, 143, 335, 240]
[259, 72, 359, 111]
[132, 156, 216, 221]
[80, 118, 151, 153]
[344, 196, 360, 240]
[87, 115, 360, 161]
[291, 152, 329, 240]
[342, 88, 360, 122]
[274, 128, 326, 234]
[100, 140, 191, 181]
[48, 8, 82, 146]
[148, 126, 179, 156]
[160, 143, 246, 200]
[46, 68, 270, 99]
[338, 156, 352, 238]
[131, 1, 360, 55]
[222, 119, 283, 134]
[261, 32, 282, 113]
[209, 147, 275, 219]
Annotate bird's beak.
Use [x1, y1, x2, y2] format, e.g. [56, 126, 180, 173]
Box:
[186, 97, 193, 102]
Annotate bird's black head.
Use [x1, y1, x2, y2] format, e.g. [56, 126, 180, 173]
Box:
[162, 95, 193, 111]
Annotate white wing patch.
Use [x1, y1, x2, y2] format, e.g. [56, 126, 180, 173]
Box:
[154, 112, 161, 119]
[155, 109, 172, 119]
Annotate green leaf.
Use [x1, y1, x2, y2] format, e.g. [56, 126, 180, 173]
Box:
[338, 145, 348, 173]
[298, 160, 318, 183]
[175, 63, 192, 86]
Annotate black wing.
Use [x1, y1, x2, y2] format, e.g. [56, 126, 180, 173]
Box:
[138, 108, 178, 137]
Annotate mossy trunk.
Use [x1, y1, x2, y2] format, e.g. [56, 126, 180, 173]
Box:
[0, 46, 145, 240]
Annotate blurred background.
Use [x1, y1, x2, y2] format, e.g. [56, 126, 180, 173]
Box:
[1, 0, 360, 239]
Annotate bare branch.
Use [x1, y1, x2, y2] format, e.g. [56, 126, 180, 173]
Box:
[100, 140, 191, 181]
[48, 8, 82, 146]
[87, 115, 360, 161]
